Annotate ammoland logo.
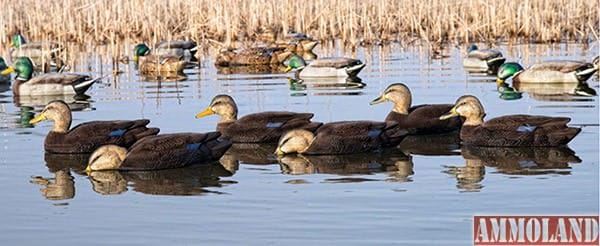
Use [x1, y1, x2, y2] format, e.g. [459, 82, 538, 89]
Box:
[473, 215, 599, 245]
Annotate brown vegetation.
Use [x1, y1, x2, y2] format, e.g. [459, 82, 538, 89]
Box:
[2, 0, 597, 47]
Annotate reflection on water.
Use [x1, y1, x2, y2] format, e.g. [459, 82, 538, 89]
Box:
[278, 147, 412, 181]
[498, 81, 597, 101]
[444, 145, 582, 192]
[89, 163, 234, 196]
[0, 42, 597, 244]
[461, 145, 581, 175]
[288, 77, 366, 97]
[217, 64, 286, 75]
[30, 170, 75, 202]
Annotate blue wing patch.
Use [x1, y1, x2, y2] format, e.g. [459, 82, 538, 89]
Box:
[186, 143, 202, 151]
[367, 129, 382, 137]
[109, 129, 127, 137]
[266, 122, 284, 128]
[516, 124, 537, 132]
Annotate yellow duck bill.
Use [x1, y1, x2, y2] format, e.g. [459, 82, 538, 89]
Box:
[195, 108, 215, 118]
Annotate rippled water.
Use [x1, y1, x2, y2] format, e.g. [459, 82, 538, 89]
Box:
[0, 42, 598, 245]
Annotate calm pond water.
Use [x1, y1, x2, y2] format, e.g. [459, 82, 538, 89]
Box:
[0, 42, 598, 245]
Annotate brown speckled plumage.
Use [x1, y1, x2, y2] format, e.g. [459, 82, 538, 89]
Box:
[218, 111, 321, 143]
[280, 121, 409, 155]
[385, 104, 462, 134]
[215, 47, 292, 66]
[116, 132, 232, 171]
[444, 95, 581, 147]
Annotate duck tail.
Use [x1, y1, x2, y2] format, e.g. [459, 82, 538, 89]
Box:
[346, 63, 366, 77]
[135, 127, 160, 140]
[202, 133, 233, 160]
[547, 127, 581, 146]
[73, 77, 99, 95]
[575, 66, 598, 81]
[301, 122, 323, 132]
[486, 57, 506, 70]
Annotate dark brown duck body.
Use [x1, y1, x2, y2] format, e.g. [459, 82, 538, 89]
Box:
[218, 111, 322, 143]
[459, 115, 580, 147]
[45, 119, 160, 154]
[277, 121, 409, 155]
[385, 104, 462, 135]
[118, 132, 232, 171]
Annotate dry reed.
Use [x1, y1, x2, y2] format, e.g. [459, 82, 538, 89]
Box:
[1, 0, 597, 48]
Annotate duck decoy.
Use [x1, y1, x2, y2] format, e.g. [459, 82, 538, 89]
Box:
[1, 57, 98, 96]
[195, 94, 321, 143]
[462, 44, 506, 74]
[496, 61, 598, 85]
[439, 95, 581, 146]
[370, 83, 462, 134]
[133, 43, 187, 75]
[29, 100, 160, 153]
[275, 121, 409, 155]
[215, 47, 293, 66]
[9, 33, 65, 72]
[85, 132, 232, 172]
[285, 54, 365, 78]
[256, 29, 319, 53]
[133, 41, 197, 61]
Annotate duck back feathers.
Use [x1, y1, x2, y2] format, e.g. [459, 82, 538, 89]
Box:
[220, 112, 320, 143]
[119, 132, 232, 171]
[461, 115, 580, 147]
[45, 119, 159, 154]
[385, 104, 462, 135]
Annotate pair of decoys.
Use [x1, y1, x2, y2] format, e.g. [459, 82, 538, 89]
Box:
[464, 44, 598, 97]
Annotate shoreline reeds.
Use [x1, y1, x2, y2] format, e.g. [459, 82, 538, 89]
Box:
[2, 0, 597, 48]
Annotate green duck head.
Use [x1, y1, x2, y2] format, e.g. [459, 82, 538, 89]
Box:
[467, 44, 478, 53]
[496, 62, 524, 85]
[133, 43, 151, 62]
[1, 57, 34, 80]
[284, 54, 307, 72]
[10, 33, 26, 48]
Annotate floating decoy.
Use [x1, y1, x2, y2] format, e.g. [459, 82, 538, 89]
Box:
[9, 33, 65, 72]
[370, 83, 462, 134]
[439, 95, 581, 146]
[462, 44, 506, 74]
[497, 61, 597, 85]
[256, 30, 319, 53]
[215, 47, 293, 66]
[133, 41, 197, 61]
[29, 100, 160, 153]
[275, 121, 409, 155]
[285, 54, 365, 78]
[85, 132, 231, 172]
[133, 43, 187, 74]
[195, 94, 321, 143]
[1, 57, 98, 96]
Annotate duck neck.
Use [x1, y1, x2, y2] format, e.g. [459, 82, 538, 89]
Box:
[463, 115, 484, 126]
[391, 97, 411, 115]
[218, 112, 237, 124]
[50, 112, 72, 133]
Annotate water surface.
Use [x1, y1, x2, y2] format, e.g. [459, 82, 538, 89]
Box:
[0, 42, 598, 245]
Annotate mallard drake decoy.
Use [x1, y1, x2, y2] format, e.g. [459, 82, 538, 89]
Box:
[133, 41, 197, 61]
[285, 54, 365, 78]
[1, 57, 98, 96]
[439, 95, 581, 146]
[462, 44, 506, 73]
[215, 47, 293, 66]
[497, 61, 598, 85]
[133, 44, 187, 74]
[85, 132, 232, 172]
[370, 83, 463, 134]
[0, 57, 10, 84]
[29, 100, 160, 154]
[195, 95, 321, 143]
[275, 121, 409, 155]
[10, 33, 65, 72]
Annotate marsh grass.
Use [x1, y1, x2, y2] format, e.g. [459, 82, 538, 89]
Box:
[2, 0, 597, 49]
